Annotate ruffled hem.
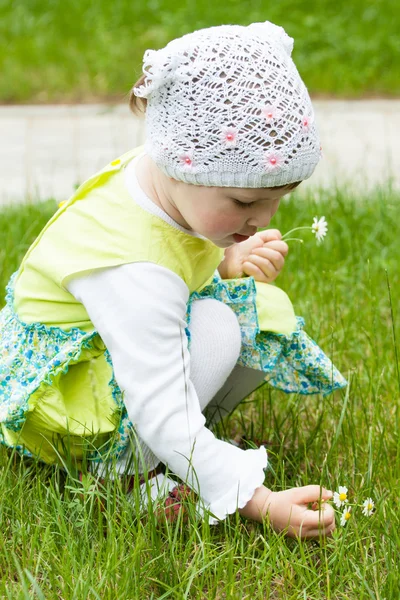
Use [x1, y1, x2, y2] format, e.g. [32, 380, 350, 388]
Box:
[188, 274, 347, 396]
[0, 303, 98, 431]
[0, 271, 132, 461]
[196, 445, 268, 525]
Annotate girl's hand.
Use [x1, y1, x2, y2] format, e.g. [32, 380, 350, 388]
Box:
[238, 484, 335, 538]
[265, 486, 335, 538]
[219, 230, 288, 283]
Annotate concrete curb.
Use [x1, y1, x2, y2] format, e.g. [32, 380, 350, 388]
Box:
[1, 100, 399, 204]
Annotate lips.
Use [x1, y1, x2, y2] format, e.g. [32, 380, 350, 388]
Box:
[233, 233, 251, 243]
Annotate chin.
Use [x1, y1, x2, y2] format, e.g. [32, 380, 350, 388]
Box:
[213, 240, 233, 248]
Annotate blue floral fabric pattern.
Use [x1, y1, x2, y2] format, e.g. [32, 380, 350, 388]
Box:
[0, 275, 95, 432]
[187, 272, 347, 395]
[0, 272, 132, 461]
[0, 270, 346, 463]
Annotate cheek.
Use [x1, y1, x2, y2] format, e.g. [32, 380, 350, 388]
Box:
[203, 212, 243, 235]
[194, 204, 243, 234]
[272, 200, 280, 216]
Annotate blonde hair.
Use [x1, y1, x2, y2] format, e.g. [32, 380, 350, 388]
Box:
[129, 74, 147, 116]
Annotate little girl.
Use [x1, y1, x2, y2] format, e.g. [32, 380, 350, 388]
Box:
[0, 22, 346, 537]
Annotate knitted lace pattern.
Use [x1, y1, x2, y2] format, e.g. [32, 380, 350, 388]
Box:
[134, 22, 321, 188]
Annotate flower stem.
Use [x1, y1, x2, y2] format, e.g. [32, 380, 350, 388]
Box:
[282, 226, 311, 239]
[283, 237, 304, 244]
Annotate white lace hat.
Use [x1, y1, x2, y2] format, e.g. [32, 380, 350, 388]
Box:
[133, 22, 321, 188]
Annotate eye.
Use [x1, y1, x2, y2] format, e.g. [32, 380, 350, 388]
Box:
[233, 199, 256, 208]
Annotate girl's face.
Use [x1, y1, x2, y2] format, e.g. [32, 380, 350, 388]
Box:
[166, 179, 292, 248]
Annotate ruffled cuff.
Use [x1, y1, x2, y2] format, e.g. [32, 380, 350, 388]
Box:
[195, 445, 268, 525]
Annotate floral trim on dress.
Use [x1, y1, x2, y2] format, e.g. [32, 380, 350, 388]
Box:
[187, 273, 347, 396]
[99, 351, 133, 462]
[0, 272, 131, 461]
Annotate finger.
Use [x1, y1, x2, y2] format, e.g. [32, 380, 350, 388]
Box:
[300, 510, 325, 530]
[242, 261, 272, 283]
[301, 505, 335, 530]
[311, 498, 333, 510]
[250, 247, 285, 271]
[246, 254, 278, 280]
[256, 229, 282, 243]
[262, 240, 289, 257]
[286, 519, 336, 539]
[305, 514, 336, 536]
[296, 485, 333, 504]
[297, 522, 336, 539]
[314, 503, 335, 526]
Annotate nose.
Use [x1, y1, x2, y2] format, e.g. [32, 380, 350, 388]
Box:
[246, 200, 280, 229]
[246, 208, 273, 229]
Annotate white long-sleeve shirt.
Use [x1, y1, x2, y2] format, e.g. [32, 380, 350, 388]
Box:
[67, 153, 267, 521]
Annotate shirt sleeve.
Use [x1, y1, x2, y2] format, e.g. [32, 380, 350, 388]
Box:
[67, 262, 267, 522]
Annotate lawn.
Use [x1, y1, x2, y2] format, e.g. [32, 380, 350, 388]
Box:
[0, 187, 399, 598]
[0, 0, 399, 103]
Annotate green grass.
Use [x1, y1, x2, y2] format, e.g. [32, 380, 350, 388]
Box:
[0, 0, 399, 103]
[0, 187, 400, 598]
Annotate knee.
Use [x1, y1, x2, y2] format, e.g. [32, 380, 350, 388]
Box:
[189, 298, 242, 362]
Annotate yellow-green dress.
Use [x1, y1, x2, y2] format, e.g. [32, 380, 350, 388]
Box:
[0, 146, 347, 467]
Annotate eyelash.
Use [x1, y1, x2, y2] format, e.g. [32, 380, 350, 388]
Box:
[233, 199, 256, 208]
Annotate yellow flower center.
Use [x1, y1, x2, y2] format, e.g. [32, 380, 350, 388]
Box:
[339, 493, 347, 501]
[345, 512, 351, 521]
[368, 503, 373, 510]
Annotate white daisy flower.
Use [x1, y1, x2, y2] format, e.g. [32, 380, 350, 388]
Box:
[362, 497, 375, 516]
[340, 506, 352, 527]
[333, 486, 348, 508]
[311, 216, 328, 243]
